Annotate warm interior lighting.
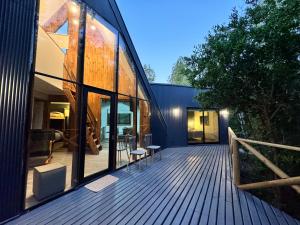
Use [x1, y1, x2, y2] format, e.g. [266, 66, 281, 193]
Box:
[64, 108, 70, 117]
[70, 5, 78, 14]
[72, 19, 79, 26]
[90, 25, 96, 31]
[172, 107, 180, 118]
[220, 109, 229, 118]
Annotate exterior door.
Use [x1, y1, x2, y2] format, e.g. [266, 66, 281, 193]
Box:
[187, 109, 219, 144]
[80, 88, 116, 180]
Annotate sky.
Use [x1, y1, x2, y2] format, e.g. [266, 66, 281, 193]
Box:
[116, 0, 246, 83]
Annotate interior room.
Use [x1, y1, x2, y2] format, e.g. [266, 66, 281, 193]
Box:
[187, 109, 219, 144]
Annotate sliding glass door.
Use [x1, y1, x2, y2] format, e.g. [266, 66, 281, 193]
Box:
[187, 109, 219, 144]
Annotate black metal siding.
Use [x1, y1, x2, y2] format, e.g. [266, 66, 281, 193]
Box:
[151, 84, 229, 147]
[0, 0, 35, 223]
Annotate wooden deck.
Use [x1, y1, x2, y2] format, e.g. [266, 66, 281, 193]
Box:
[9, 145, 300, 225]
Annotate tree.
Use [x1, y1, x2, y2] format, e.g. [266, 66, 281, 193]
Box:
[168, 57, 191, 85]
[143, 64, 156, 82]
[185, 0, 300, 213]
[186, 0, 300, 144]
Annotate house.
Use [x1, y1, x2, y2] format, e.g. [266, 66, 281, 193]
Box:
[0, 0, 168, 222]
[0, 0, 229, 221]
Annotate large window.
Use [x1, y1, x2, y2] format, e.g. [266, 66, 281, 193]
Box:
[28, 0, 152, 210]
[187, 109, 219, 144]
[84, 10, 118, 91]
[118, 37, 137, 97]
[137, 100, 151, 147]
[116, 95, 137, 168]
[26, 75, 79, 208]
[35, 0, 81, 82]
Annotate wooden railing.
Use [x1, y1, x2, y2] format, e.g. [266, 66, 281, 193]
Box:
[228, 127, 300, 194]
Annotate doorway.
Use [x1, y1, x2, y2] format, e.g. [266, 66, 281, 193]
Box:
[187, 109, 219, 144]
[81, 88, 116, 180]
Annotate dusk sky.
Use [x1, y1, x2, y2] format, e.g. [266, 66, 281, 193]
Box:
[116, 0, 246, 83]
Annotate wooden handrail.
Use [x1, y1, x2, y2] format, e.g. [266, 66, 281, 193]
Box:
[228, 127, 300, 194]
[238, 177, 300, 190]
[235, 137, 300, 152]
[238, 140, 300, 193]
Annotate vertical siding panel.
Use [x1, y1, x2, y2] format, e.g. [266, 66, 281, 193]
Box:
[0, 0, 35, 223]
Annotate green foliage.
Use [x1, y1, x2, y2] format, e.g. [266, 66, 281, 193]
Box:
[184, 0, 300, 216]
[185, 0, 300, 144]
[168, 57, 191, 85]
[143, 64, 156, 82]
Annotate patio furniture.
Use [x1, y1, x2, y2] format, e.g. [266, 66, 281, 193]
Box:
[127, 136, 147, 170]
[144, 134, 162, 161]
[33, 162, 66, 200]
[117, 135, 129, 166]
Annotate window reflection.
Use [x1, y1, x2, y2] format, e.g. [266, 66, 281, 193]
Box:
[116, 95, 136, 168]
[138, 80, 148, 100]
[84, 11, 118, 91]
[137, 100, 151, 147]
[35, 0, 80, 82]
[26, 75, 78, 208]
[118, 37, 137, 97]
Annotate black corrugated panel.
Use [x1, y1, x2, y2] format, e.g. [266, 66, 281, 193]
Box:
[150, 84, 229, 147]
[0, 0, 35, 223]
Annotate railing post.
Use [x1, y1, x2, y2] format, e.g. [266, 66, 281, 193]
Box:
[232, 137, 240, 185]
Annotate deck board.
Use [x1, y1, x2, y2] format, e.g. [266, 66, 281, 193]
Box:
[8, 145, 300, 225]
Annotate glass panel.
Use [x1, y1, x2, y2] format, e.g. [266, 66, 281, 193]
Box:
[204, 111, 219, 143]
[137, 100, 151, 147]
[84, 11, 118, 91]
[26, 75, 78, 208]
[35, 0, 80, 82]
[84, 92, 110, 177]
[187, 109, 204, 144]
[118, 37, 137, 97]
[138, 80, 148, 100]
[116, 95, 136, 168]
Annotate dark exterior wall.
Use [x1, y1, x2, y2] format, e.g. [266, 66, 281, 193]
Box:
[151, 84, 229, 147]
[0, 0, 36, 223]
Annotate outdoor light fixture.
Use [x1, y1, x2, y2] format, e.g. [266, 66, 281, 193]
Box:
[220, 109, 229, 118]
[172, 107, 180, 118]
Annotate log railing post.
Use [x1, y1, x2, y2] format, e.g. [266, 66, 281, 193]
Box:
[232, 137, 240, 185]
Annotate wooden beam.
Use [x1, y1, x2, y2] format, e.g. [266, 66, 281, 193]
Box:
[238, 140, 300, 193]
[235, 137, 300, 152]
[238, 177, 300, 191]
[232, 137, 240, 185]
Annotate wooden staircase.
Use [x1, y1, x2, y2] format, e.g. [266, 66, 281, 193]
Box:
[38, 3, 101, 155]
[64, 80, 101, 155]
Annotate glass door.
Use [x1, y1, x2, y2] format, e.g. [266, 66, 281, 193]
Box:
[187, 109, 219, 144]
[81, 89, 115, 179]
[187, 109, 204, 144]
[203, 111, 219, 143]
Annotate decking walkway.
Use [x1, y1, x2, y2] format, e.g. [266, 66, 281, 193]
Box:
[9, 145, 300, 225]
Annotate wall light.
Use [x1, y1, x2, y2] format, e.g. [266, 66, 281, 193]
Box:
[220, 109, 229, 118]
[172, 107, 180, 118]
